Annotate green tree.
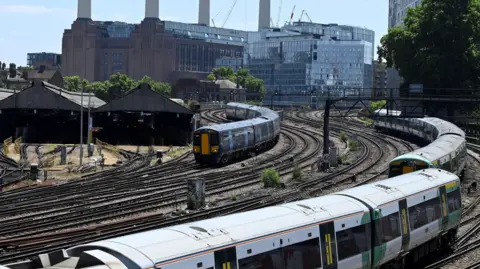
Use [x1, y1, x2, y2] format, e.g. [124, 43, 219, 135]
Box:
[207, 67, 266, 101]
[87, 81, 109, 100]
[206, 73, 216, 81]
[64, 76, 87, 92]
[136, 75, 171, 96]
[378, 0, 480, 91]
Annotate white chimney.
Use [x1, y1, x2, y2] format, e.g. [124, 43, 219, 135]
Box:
[145, 0, 159, 19]
[198, 0, 210, 26]
[77, 0, 91, 19]
[258, 0, 271, 30]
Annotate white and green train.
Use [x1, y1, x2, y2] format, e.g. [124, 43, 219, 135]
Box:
[373, 109, 467, 178]
[2, 169, 461, 269]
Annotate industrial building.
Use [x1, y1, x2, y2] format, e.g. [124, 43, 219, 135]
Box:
[63, 0, 377, 106]
[62, 0, 246, 84]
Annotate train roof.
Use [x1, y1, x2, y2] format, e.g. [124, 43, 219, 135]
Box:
[374, 109, 402, 116]
[71, 195, 368, 268]
[335, 169, 459, 208]
[195, 116, 271, 132]
[416, 117, 465, 137]
[391, 134, 465, 163]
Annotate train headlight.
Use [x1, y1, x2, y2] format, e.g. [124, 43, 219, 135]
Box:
[193, 146, 200, 153]
[211, 146, 219, 153]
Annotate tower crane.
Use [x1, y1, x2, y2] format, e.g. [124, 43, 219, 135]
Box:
[221, 0, 239, 28]
[275, 0, 283, 27]
[298, 9, 312, 23]
[288, 5, 296, 25]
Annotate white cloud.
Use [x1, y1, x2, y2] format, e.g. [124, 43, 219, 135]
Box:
[0, 4, 74, 15]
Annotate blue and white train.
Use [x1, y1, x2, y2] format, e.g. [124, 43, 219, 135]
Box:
[193, 103, 281, 165]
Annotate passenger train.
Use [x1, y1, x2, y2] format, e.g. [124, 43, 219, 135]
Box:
[3, 169, 461, 269]
[373, 109, 467, 178]
[193, 103, 281, 165]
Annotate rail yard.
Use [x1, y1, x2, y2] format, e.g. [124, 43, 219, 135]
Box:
[0, 103, 479, 269]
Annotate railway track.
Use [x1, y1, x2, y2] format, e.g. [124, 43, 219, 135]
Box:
[0, 109, 322, 263]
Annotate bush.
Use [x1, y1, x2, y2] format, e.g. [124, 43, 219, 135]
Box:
[261, 168, 281, 188]
[339, 131, 348, 143]
[292, 165, 302, 182]
[349, 140, 361, 151]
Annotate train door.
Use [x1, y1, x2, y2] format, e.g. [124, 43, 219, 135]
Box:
[398, 199, 410, 253]
[201, 133, 210, 155]
[439, 186, 449, 231]
[214, 247, 237, 269]
[319, 222, 338, 269]
[402, 161, 414, 174]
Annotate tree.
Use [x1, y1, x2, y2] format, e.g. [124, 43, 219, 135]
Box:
[136, 75, 171, 96]
[207, 67, 266, 100]
[378, 0, 480, 91]
[87, 81, 109, 100]
[1, 62, 5, 70]
[64, 76, 86, 92]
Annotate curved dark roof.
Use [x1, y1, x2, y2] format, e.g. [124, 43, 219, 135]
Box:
[95, 83, 193, 114]
[0, 80, 105, 111]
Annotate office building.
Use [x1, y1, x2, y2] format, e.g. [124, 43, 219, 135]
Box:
[389, 0, 422, 28]
[27, 52, 61, 70]
[246, 22, 375, 104]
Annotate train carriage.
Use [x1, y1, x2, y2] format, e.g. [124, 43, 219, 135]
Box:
[6, 169, 462, 269]
[335, 169, 461, 268]
[373, 109, 467, 178]
[195, 103, 280, 165]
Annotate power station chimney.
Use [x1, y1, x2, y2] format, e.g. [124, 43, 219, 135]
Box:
[258, 0, 271, 30]
[77, 0, 91, 19]
[198, 0, 210, 26]
[145, 0, 159, 19]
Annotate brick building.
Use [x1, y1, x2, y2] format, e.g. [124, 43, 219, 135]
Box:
[62, 0, 244, 84]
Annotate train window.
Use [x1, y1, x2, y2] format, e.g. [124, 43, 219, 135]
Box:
[408, 198, 441, 230]
[336, 223, 371, 260]
[447, 189, 461, 213]
[197, 262, 203, 268]
[374, 212, 401, 246]
[210, 133, 219, 146]
[238, 238, 321, 269]
[194, 134, 201, 145]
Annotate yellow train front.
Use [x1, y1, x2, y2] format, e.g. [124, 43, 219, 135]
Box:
[193, 128, 221, 164]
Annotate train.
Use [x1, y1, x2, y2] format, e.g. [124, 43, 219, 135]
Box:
[372, 109, 467, 178]
[193, 103, 281, 165]
[4, 168, 461, 269]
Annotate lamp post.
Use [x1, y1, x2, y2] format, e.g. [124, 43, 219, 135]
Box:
[79, 82, 84, 166]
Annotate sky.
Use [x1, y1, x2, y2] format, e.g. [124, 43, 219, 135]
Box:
[0, 0, 388, 66]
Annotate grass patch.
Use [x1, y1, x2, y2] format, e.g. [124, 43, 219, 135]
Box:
[166, 145, 191, 159]
[261, 168, 281, 188]
[349, 140, 361, 151]
[292, 165, 303, 182]
[339, 131, 348, 143]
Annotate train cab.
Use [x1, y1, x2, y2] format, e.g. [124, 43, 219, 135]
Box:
[193, 128, 221, 164]
[388, 154, 432, 177]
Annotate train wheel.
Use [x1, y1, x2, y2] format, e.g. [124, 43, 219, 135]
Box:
[221, 155, 229, 165]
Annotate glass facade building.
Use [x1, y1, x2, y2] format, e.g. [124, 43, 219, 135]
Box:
[246, 22, 374, 105]
[389, 0, 422, 28]
[27, 52, 61, 68]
